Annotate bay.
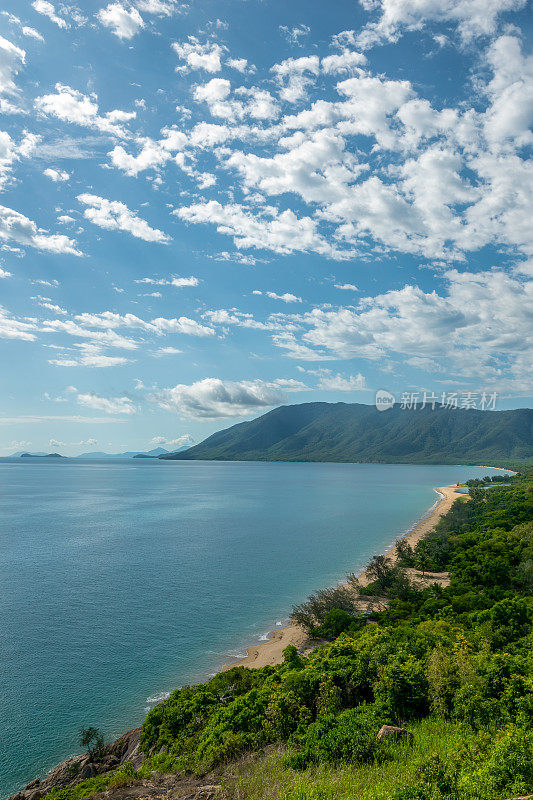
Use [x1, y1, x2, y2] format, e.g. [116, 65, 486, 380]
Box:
[0, 460, 509, 796]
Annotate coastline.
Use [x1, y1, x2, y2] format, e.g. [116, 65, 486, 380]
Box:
[223, 484, 465, 671]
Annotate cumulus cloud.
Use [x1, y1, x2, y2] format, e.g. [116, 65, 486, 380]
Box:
[43, 167, 69, 181]
[279, 24, 310, 45]
[174, 200, 353, 260]
[254, 290, 302, 303]
[355, 0, 526, 48]
[173, 37, 224, 73]
[271, 268, 533, 390]
[77, 392, 136, 414]
[31, 0, 67, 28]
[154, 377, 292, 418]
[271, 56, 320, 103]
[109, 126, 186, 175]
[35, 84, 135, 138]
[0, 205, 81, 254]
[96, 3, 144, 39]
[0, 130, 40, 189]
[321, 50, 367, 75]
[149, 433, 195, 447]
[77, 193, 171, 243]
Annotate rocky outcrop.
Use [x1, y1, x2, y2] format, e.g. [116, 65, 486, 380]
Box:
[7, 728, 144, 800]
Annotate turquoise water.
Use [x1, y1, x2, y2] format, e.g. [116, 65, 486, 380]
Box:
[0, 460, 509, 797]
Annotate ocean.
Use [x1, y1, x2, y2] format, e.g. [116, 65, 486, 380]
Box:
[0, 460, 509, 796]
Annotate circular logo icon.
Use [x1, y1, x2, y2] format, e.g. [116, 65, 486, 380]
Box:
[375, 390, 395, 412]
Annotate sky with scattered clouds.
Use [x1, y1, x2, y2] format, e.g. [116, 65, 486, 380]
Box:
[0, 0, 531, 455]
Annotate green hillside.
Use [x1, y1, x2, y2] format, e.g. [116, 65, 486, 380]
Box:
[162, 403, 533, 464]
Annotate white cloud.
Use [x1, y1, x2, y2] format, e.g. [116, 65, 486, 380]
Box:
[355, 0, 526, 48]
[96, 3, 144, 39]
[173, 37, 224, 73]
[22, 26, 44, 41]
[77, 392, 136, 414]
[321, 50, 367, 75]
[155, 346, 182, 355]
[271, 55, 320, 103]
[43, 167, 69, 182]
[265, 291, 302, 303]
[150, 433, 195, 447]
[0, 205, 81, 255]
[154, 377, 291, 418]
[0, 36, 25, 113]
[0, 268, 12, 278]
[271, 268, 533, 391]
[317, 371, 367, 391]
[77, 193, 171, 243]
[482, 35, 533, 149]
[36, 84, 135, 138]
[134, 275, 199, 287]
[109, 126, 186, 175]
[136, 0, 179, 15]
[279, 24, 310, 45]
[0, 130, 40, 190]
[0, 305, 37, 341]
[174, 200, 353, 260]
[32, 0, 67, 28]
[150, 316, 214, 336]
[227, 57, 250, 73]
[334, 283, 359, 291]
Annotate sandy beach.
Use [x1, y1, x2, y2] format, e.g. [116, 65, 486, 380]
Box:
[223, 484, 466, 671]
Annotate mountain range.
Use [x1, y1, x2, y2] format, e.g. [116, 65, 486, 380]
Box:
[161, 402, 532, 465]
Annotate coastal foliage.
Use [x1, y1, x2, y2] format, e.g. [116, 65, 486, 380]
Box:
[44, 473, 533, 800]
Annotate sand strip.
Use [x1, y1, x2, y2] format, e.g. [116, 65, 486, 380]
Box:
[223, 484, 466, 671]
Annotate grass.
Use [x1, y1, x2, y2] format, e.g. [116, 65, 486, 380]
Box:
[225, 718, 465, 800]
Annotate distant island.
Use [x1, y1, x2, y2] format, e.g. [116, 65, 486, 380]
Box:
[9, 446, 191, 460]
[20, 452, 65, 459]
[161, 402, 533, 466]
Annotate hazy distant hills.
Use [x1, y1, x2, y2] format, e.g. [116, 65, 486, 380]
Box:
[76, 446, 173, 459]
[10, 446, 191, 459]
[161, 402, 533, 465]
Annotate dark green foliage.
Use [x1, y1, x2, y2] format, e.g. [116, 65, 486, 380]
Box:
[286, 706, 382, 769]
[135, 475, 533, 788]
[161, 402, 533, 464]
[79, 727, 104, 761]
[291, 586, 358, 633]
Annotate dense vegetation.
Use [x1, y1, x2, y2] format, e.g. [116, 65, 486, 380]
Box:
[162, 402, 533, 465]
[44, 473, 533, 800]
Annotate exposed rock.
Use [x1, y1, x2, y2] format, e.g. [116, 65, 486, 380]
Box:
[78, 763, 96, 780]
[7, 728, 145, 800]
[377, 724, 413, 742]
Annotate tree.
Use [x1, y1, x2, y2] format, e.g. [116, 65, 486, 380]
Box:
[79, 726, 105, 761]
[366, 555, 398, 593]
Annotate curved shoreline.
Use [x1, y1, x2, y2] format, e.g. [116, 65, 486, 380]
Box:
[223, 484, 466, 671]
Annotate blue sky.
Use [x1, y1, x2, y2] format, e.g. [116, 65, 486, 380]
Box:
[0, 0, 531, 455]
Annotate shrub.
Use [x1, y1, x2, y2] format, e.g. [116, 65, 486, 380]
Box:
[286, 706, 381, 770]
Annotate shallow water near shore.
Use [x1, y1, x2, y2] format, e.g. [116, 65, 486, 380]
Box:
[0, 460, 508, 796]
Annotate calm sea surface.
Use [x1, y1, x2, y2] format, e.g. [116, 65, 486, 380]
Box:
[0, 460, 509, 796]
